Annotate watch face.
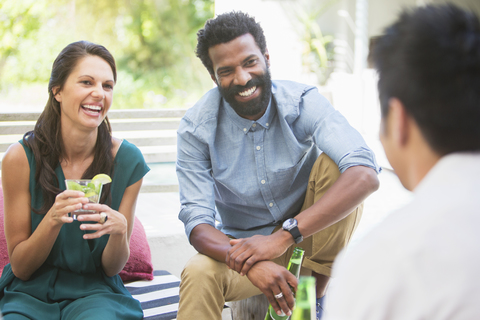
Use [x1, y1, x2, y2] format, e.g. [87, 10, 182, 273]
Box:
[283, 218, 297, 230]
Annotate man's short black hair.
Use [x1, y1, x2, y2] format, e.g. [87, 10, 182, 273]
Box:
[372, 4, 480, 155]
[196, 11, 267, 75]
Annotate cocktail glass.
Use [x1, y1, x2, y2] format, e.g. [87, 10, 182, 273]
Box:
[65, 179, 103, 220]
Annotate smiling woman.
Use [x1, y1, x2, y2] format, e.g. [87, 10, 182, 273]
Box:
[0, 41, 149, 319]
[54, 55, 115, 131]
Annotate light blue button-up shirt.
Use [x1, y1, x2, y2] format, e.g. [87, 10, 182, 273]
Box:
[177, 80, 380, 240]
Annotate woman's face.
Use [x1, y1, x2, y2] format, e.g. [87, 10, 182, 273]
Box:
[54, 55, 115, 131]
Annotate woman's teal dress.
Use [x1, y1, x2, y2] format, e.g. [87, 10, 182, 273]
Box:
[0, 139, 149, 319]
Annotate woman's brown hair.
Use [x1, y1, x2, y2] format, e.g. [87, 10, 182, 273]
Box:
[23, 41, 116, 214]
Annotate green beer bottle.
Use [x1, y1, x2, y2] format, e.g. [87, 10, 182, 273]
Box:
[290, 276, 316, 320]
[264, 247, 305, 320]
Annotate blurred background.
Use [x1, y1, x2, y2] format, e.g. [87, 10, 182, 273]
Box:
[2, 0, 479, 119]
[0, 0, 215, 111]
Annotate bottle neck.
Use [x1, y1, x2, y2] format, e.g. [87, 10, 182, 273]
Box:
[287, 248, 305, 278]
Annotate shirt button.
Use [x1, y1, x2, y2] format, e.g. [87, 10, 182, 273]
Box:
[252, 123, 257, 128]
[261, 180, 266, 184]
[256, 146, 261, 150]
[269, 202, 274, 207]
[243, 128, 247, 132]
[266, 123, 269, 127]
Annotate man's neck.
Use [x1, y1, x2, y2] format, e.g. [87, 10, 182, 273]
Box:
[403, 126, 441, 191]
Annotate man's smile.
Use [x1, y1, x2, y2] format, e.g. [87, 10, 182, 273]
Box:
[238, 86, 257, 97]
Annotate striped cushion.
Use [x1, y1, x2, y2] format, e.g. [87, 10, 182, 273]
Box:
[125, 270, 232, 319]
[125, 270, 180, 320]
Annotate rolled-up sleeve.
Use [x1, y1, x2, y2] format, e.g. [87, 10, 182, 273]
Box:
[299, 88, 381, 174]
[176, 116, 217, 241]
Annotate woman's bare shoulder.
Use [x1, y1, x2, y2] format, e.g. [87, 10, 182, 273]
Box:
[111, 136, 123, 158]
[2, 142, 28, 169]
[2, 142, 30, 190]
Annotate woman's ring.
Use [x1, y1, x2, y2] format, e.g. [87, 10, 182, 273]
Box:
[99, 212, 108, 224]
[274, 292, 283, 299]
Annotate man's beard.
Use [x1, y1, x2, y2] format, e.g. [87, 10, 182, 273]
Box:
[218, 69, 272, 118]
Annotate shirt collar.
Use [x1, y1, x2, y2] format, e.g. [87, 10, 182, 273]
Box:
[222, 94, 275, 135]
[413, 152, 480, 195]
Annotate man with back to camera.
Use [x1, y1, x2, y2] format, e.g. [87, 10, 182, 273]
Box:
[324, 4, 480, 320]
[175, 11, 380, 320]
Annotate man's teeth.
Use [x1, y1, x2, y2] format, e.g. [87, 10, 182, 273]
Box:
[238, 86, 256, 97]
[82, 105, 101, 111]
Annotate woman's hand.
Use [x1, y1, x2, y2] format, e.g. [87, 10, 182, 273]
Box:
[76, 203, 127, 240]
[50, 190, 89, 225]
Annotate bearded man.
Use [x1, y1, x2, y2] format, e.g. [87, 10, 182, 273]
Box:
[175, 11, 380, 320]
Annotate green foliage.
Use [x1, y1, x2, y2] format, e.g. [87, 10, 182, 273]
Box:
[0, 0, 63, 86]
[283, 0, 337, 85]
[0, 0, 214, 109]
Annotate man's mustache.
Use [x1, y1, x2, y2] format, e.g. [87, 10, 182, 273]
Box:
[225, 77, 264, 97]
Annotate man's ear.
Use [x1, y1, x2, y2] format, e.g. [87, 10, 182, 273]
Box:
[53, 87, 62, 103]
[389, 97, 410, 147]
[264, 49, 270, 67]
[210, 73, 218, 85]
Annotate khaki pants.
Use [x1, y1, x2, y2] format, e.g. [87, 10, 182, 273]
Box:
[177, 153, 363, 320]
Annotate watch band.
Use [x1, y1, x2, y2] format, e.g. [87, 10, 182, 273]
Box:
[288, 226, 303, 244]
[283, 218, 304, 244]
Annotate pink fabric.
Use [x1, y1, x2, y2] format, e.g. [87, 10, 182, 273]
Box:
[0, 179, 153, 281]
[119, 216, 154, 282]
[0, 179, 8, 278]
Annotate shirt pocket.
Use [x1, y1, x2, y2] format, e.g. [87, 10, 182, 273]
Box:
[268, 150, 308, 192]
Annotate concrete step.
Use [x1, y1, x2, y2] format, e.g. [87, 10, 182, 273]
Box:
[110, 118, 181, 131]
[0, 131, 178, 152]
[140, 145, 177, 163]
[0, 118, 181, 135]
[0, 109, 186, 168]
[141, 162, 178, 193]
[0, 109, 187, 121]
[113, 130, 177, 147]
[0, 144, 178, 167]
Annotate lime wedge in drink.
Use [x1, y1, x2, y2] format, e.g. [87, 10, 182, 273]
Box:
[83, 182, 97, 199]
[86, 182, 96, 191]
[92, 174, 112, 185]
[92, 174, 112, 193]
[66, 180, 83, 191]
[86, 193, 99, 202]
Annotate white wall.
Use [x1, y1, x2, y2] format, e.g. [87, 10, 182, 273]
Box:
[213, 0, 380, 136]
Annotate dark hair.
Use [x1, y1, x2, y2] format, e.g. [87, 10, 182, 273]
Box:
[23, 41, 116, 214]
[196, 11, 267, 75]
[372, 4, 480, 155]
